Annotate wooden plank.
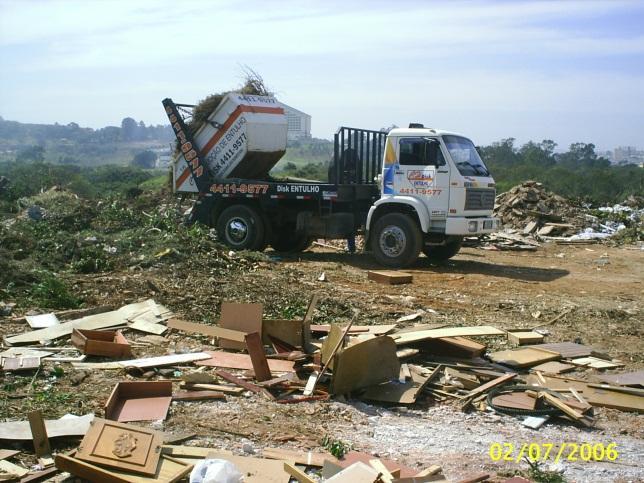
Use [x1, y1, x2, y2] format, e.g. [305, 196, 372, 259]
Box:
[489, 347, 560, 368]
[529, 342, 593, 359]
[302, 293, 318, 352]
[332, 336, 400, 395]
[463, 373, 517, 399]
[596, 370, 644, 387]
[0, 449, 19, 460]
[75, 418, 163, 476]
[73, 352, 211, 370]
[1, 356, 40, 372]
[19, 465, 59, 482]
[180, 382, 244, 395]
[311, 324, 397, 335]
[394, 326, 505, 346]
[370, 459, 395, 483]
[283, 462, 316, 483]
[172, 390, 225, 401]
[5, 300, 164, 345]
[245, 332, 272, 382]
[321, 324, 345, 367]
[262, 448, 335, 467]
[196, 351, 295, 373]
[0, 460, 29, 478]
[219, 302, 263, 350]
[491, 392, 536, 411]
[530, 361, 576, 374]
[27, 410, 51, 458]
[507, 331, 544, 345]
[128, 320, 167, 335]
[167, 318, 245, 342]
[214, 370, 275, 400]
[539, 392, 584, 420]
[367, 270, 412, 285]
[570, 356, 624, 369]
[263, 319, 303, 348]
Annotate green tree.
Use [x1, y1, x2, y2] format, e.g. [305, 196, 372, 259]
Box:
[131, 150, 157, 169]
[16, 145, 45, 162]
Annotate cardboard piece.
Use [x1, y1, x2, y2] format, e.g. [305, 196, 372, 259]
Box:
[196, 351, 295, 373]
[367, 270, 412, 285]
[105, 381, 172, 422]
[331, 336, 400, 395]
[5, 299, 170, 345]
[218, 302, 263, 350]
[167, 318, 245, 342]
[489, 347, 560, 368]
[596, 370, 644, 388]
[0, 413, 93, 440]
[530, 361, 576, 374]
[394, 326, 505, 346]
[25, 313, 60, 329]
[71, 329, 132, 358]
[56, 453, 191, 483]
[245, 332, 272, 382]
[72, 352, 211, 370]
[76, 418, 163, 476]
[507, 330, 544, 345]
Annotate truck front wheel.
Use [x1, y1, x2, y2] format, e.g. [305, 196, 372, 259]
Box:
[422, 238, 463, 261]
[216, 205, 266, 252]
[371, 213, 422, 268]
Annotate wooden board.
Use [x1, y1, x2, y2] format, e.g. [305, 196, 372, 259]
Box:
[0, 459, 29, 477]
[105, 382, 172, 422]
[55, 453, 191, 483]
[0, 413, 93, 440]
[219, 302, 263, 350]
[0, 449, 20, 460]
[196, 351, 295, 373]
[5, 300, 164, 345]
[596, 370, 644, 388]
[263, 319, 303, 348]
[25, 313, 60, 329]
[262, 448, 337, 467]
[530, 361, 576, 374]
[71, 329, 132, 358]
[529, 342, 593, 359]
[245, 332, 272, 382]
[570, 356, 624, 369]
[203, 452, 290, 483]
[72, 352, 211, 370]
[489, 347, 560, 368]
[507, 331, 544, 345]
[463, 373, 517, 399]
[1, 356, 40, 371]
[415, 336, 486, 358]
[172, 390, 225, 401]
[491, 392, 536, 410]
[321, 324, 345, 367]
[361, 368, 431, 404]
[310, 324, 397, 335]
[394, 326, 505, 346]
[367, 270, 412, 285]
[284, 462, 316, 483]
[526, 374, 644, 413]
[128, 320, 167, 335]
[76, 418, 163, 476]
[167, 318, 245, 342]
[27, 410, 51, 458]
[331, 336, 400, 395]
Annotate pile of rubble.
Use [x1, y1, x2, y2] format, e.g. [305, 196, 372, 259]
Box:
[494, 181, 588, 236]
[1, 290, 642, 482]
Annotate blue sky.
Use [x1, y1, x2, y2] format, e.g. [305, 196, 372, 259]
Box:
[1, 0, 643, 150]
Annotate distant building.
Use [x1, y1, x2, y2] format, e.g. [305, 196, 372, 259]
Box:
[613, 146, 644, 165]
[156, 154, 172, 169]
[278, 102, 311, 141]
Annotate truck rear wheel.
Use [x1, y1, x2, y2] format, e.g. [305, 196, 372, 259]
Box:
[216, 205, 266, 251]
[371, 213, 422, 268]
[422, 238, 463, 261]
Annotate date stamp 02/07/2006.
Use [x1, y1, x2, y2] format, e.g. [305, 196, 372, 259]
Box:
[489, 442, 619, 464]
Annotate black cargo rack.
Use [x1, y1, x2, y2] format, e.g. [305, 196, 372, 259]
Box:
[332, 127, 386, 186]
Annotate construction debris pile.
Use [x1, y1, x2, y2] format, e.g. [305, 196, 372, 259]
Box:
[1, 289, 641, 482]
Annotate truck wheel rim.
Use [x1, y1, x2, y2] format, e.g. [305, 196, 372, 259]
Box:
[379, 226, 406, 257]
[226, 217, 248, 245]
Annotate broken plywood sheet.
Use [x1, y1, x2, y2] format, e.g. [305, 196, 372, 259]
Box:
[196, 351, 295, 372]
[416, 336, 486, 358]
[105, 381, 172, 422]
[167, 318, 245, 342]
[5, 300, 170, 345]
[570, 356, 624, 369]
[529, 342, 593, 359]
[526, 374, 644, 413]
[489, 347, 560, 368]
[219, 302, 263, 350]
[326, 461, 379, 482]
[321, 324, 346, 367]
[394, 326, 505, 346]
[361, 367, 431, 404]
[128, 320, 167, 335]
[331, 336, 400, 395]
[0, 459, 29, 478]
[76, 418, 163, 476]
[0, 413, 93, 440]
[530, 361, 576, 374]
[367, 270, 412, 285]
[1, 356, 40, 371]
[25, 313, 60, 329]
[491, 392, 536, 411]
[72, 352, 211, 370]
[263, 319, 303, 348]
[311, 324, 397, 335]
[596, 370, 644, 388]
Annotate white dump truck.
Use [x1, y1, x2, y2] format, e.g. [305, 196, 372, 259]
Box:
[163, 94, 499, 267]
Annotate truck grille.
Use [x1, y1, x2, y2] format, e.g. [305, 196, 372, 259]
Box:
[464, 188, 495, 210]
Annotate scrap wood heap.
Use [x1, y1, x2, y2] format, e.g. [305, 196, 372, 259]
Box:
[1, 296, 643, 482]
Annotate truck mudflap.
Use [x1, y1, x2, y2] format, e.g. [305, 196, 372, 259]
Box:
[445, 217, 500, 235]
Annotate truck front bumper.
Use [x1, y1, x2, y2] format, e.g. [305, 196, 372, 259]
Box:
[445, 217, 500, 235]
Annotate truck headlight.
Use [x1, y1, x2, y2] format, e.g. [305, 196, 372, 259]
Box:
[468, 221, 478, 232]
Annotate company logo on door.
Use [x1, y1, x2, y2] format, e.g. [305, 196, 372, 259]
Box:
[407, 169, 435, 187]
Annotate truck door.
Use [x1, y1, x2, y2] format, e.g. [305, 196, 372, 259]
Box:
[394, 137, 450, 219]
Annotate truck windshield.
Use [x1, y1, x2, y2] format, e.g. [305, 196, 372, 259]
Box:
[443, 135, 490, 177]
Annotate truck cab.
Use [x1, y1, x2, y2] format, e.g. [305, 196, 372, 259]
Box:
[366, 125, 499, 267]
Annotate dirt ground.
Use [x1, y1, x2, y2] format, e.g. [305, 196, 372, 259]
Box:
[1, 242, 643, 482]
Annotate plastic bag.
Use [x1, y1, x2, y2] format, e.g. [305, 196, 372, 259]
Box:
[190, 459, 244, 483]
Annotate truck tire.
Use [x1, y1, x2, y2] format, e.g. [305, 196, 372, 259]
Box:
[271, 228, 312, 253]
[216, 205, 266, 251]
[422, 238, 463, 261]
[371, 213, 422, 268]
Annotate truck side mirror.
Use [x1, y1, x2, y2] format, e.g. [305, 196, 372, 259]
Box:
[424, 139, 446, 167]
